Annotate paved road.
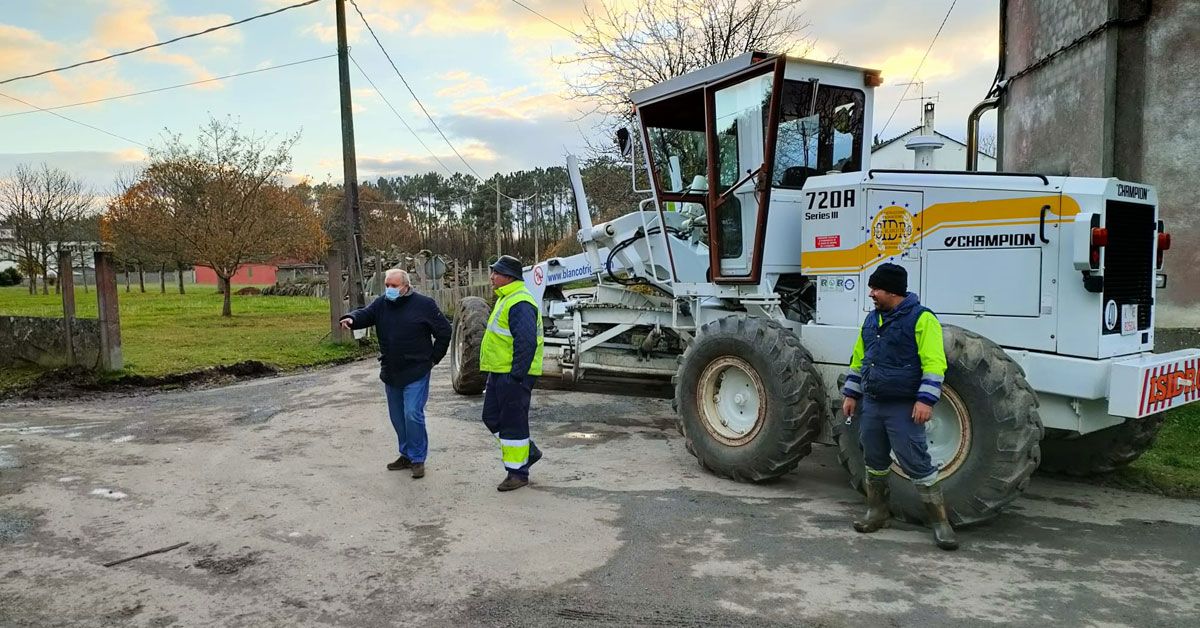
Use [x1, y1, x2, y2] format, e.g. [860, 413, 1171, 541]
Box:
[1, 361, 1197, 627]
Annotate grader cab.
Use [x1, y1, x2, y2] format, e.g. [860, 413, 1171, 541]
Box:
[449, 52, 1198, 525]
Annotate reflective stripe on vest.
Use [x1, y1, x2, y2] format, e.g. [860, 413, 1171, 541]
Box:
[480, 282, 544, 375]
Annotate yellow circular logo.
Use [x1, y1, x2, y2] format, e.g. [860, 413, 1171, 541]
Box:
[871, 206, 914, 255]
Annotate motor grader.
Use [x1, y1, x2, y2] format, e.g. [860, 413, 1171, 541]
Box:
[448, 52, 1198, 525]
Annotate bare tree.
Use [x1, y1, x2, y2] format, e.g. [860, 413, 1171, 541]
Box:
[136, 117, 327, 316]
[0, 163, 94, 295]
[977, 131, 998, 159]
[566, 0, 813, 125]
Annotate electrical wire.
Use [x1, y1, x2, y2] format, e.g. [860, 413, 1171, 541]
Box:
[0, 54, 337, 120]
[348, 54, 460, 179]
[508, 0, 580, 38]
[0, 0, 325, 87]
[877, 0, 957, 138]
[0, 90, 147, 147]
[348, 0, 533, 203]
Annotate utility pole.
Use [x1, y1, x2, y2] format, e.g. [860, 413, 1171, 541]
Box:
[533, 187, 540, 261]
[495, 182, 502, 257]
[335, 0, 365, 320]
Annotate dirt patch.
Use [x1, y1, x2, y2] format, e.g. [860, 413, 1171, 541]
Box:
[0, 511, 35, 544]
[0, 361, 279, 402]
[189, 544, 263, 576]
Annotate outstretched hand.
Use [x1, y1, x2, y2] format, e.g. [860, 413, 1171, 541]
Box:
[339, 317, 353, 330]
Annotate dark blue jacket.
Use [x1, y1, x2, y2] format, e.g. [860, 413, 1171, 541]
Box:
[860, 293, 929, 401]
[345, 291, 452, 387]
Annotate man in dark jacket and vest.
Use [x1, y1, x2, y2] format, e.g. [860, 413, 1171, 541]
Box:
[341, 268, 451, 479]
[479, 255, 544, 492]
[841, 263, 958, 550]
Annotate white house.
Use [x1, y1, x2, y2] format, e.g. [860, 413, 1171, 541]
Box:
[871, 127, 997, 172]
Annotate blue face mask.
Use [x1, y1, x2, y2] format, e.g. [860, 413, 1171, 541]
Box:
[384, 287, 402, 300]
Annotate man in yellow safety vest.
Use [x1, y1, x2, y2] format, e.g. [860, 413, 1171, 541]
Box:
[480, 255, 545, 491]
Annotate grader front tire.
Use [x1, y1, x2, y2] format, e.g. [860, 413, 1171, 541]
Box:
[675, 317, 826, 483]
[449, 296, 489, 395]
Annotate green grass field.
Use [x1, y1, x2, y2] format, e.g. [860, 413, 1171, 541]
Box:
[0, 284, 372, 380]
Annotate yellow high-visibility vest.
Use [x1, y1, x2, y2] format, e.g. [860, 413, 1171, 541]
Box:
[480, 281, 544, 375]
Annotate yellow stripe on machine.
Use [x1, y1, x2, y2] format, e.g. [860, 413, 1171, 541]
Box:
[801, 195, 1082, 274]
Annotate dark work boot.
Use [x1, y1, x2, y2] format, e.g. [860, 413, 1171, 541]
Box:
[528, 445, 543, 468]
[411, 463, 425, 479]
[386, 456, 411, 471]
[497, 474, 529, 492]
[917, 483, 959, 551]
[853, 472, 892, 533]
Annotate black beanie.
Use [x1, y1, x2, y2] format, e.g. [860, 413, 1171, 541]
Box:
[868, 263, 907, 296]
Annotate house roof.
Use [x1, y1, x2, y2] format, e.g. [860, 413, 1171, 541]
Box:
[872, 127, 995, 158]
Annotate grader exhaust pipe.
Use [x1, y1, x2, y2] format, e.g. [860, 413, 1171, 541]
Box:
[966, 97, 999, 171]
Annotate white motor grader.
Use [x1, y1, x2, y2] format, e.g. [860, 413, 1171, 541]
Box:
[449, 52, 1198, 525]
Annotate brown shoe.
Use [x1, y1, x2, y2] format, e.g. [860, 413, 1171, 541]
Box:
[411, 463, 425, 479]
[386, 456, 411, 471]
[496, 474, 528, 492]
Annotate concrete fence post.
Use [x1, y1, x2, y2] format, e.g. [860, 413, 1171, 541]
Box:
[94, 251, 123, 371]
[59, 251, 76, 367]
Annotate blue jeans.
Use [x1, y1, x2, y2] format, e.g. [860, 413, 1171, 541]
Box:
[383, 372, 431, 463]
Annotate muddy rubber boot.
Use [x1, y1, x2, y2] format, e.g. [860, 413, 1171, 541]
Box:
[852, 473, 891, 533]
[917, 484, 959, 551]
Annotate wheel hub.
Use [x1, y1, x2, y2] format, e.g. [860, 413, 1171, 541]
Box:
[891, 386, 972, 479]
[696, 357, 766, 445]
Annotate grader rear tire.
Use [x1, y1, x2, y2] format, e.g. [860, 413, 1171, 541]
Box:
[1039, 414, 1166, 476]
[833, 325, 1043, 527]
[675, 316, 825, 482]
[449, 296, 489, 395]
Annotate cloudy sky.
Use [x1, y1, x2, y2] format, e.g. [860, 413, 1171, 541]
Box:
[0, 0, 998, 191]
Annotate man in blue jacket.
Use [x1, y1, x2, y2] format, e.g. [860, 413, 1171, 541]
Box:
[341, 268, 451, 479]
[841, 263, 958, 550]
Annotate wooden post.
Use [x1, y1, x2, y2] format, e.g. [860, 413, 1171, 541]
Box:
[327, 248, 348, 343]
[94, 251, 123, 371]
[59, 251, 76, 367]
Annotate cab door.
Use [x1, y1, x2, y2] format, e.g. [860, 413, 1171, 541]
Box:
[705, 58, 783, 283]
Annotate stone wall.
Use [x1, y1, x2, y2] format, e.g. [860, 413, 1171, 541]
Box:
[0, 316, 101, 370]
[1000, 0, 1200, 326]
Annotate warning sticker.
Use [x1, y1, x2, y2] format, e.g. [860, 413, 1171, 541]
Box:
[533, 265, 544, 286]
[815, 235, 841, 249]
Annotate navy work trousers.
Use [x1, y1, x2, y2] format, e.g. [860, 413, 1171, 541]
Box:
[859, 396, 937, 482]
[481, 372, 541, 477]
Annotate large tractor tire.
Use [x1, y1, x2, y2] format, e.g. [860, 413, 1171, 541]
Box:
[1039, 414, 1166, 476]
[833, 325, 1043, 527]
[675, 316, 826, 482]
[449, 296, 489, 395]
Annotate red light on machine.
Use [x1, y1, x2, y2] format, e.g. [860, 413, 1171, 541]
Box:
[1091, 227, 1109, 247]
[1157, 231, 1171, 269]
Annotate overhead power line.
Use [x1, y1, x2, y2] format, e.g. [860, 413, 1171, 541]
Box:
[0, 90, 147, 147]
[0, 0, 325, 87]
[0, 54, 337, 120]
[877, 0, 957, 139]
[348, 54, 459, 179]
[348, 0, 533, 202]
[509, 0, 580, 38]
